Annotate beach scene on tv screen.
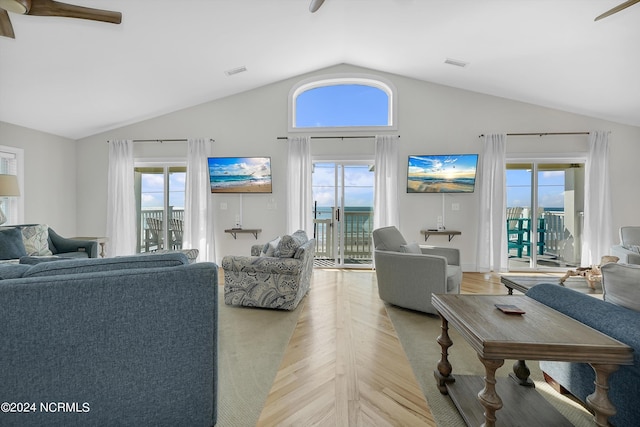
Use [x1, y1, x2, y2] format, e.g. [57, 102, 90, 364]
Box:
[407, 154, 478, 193]
[208, 157, 272, 193]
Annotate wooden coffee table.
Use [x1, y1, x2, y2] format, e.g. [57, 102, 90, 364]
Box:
[432, 294, 633, 427]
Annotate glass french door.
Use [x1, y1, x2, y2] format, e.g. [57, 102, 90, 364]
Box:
[312, 161, 374, 268]
[134, 165, 186, 253]
[506, 161, 584, 270]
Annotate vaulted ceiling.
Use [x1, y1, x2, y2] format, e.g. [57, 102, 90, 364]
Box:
[1, 0, 638, 140]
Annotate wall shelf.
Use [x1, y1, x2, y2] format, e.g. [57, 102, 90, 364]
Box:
[420, 229, 461, 242]
[225, 228, 262, 240]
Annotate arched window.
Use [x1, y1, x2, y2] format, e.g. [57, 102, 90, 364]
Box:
[289, 74, 397, 132]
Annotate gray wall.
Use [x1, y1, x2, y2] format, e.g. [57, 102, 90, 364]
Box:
[4, 64, 639, 269]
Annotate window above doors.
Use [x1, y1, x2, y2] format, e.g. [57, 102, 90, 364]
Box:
[289, 74, 397, 133]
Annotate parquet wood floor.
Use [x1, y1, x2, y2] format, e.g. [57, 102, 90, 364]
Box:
[257, 270, 508, 426]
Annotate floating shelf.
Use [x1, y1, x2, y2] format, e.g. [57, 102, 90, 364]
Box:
[225, 228, 262, 239]
[420, 229, 461, 242]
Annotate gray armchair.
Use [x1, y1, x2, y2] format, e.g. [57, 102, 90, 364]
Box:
[372, 226, 462, 315]
[601, 262, 640, 312]
[610, 226, 640, 265]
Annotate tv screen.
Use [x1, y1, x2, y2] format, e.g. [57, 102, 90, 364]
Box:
[208, 156, 272, 193]
[407, 154, 478, 193]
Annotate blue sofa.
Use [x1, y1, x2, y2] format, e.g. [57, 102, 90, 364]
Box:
[526, 284, 639, 427]
[0, 253, 218, 427]
[0, 224, 98, 260]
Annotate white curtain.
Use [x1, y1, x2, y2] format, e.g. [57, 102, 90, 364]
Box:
[581, 131, 613, 266]
[106, 139, 136, 256]
[286, 136, 313, 234]
[476, 133, 508, 272]
[183, 138, 216, 263]
[373, 135, 400, 229]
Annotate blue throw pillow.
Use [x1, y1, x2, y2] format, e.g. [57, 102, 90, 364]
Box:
[0, 228, 28, 260]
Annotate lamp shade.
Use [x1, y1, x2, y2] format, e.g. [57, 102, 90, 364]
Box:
[0, 174, 20, 197]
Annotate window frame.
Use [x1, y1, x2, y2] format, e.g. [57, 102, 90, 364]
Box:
[288, 73, 398, 133]
[0, 144, 25, 225]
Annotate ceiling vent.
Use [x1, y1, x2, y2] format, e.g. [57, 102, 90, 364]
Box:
[444, 58, 469, 68]
[225, 66, 247, 76]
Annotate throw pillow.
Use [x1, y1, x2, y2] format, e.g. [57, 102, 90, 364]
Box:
[21, 224, 53, 256]
[261, 237, 281, 257]
[275, 230, 308, 258]
[0, 228, 28, 260]
[400, 242, 422, 254]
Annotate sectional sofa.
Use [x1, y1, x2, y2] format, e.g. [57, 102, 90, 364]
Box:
[0, 253, 218, 426]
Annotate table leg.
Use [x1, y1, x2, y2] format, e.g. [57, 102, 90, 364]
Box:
[433, 314, 455, 394]
[587, 363, 619, 427]
[477, 356, 504, 427]
[509, 360, 535, 387]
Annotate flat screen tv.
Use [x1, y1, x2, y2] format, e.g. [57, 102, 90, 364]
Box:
[407, 154, 478, 193]
[208, 156, 272, 193]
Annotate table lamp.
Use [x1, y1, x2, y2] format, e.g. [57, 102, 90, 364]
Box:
[0, 174, 20, 225]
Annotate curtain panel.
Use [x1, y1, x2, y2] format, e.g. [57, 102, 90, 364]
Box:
[476, 133, 508, 272]
[581, 131, 613, 266]
[184, 138, 216, 262]
[106, 139, 136, 256]
[373, 135, 400, 229]
[286, 136, 313, 235]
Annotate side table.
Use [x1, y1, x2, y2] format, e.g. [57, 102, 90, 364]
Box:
[72, 236, 108, 258]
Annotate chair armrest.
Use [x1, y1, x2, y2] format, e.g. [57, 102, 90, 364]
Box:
[375, 250, 449, 293]
[222, 255, 303, 275]
[48, 228, 98, 258]
[420, 246, 460, 266]
[610, 245, 640, 265]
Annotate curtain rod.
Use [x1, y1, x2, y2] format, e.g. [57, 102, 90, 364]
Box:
[107, 138, 215, 143]
[276, 135, 400, 140]
[478, 132, 589, 138]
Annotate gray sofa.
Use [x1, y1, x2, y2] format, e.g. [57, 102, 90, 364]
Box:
[610, 226, 640, 265]
[0, 253, 218, 427]
[0, 224, 98, 261]
[222, 230, 315, 310]
[526, 283, 639, 427]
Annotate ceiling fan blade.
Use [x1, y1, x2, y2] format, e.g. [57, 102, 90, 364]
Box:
[309, 0, 325, 13]
[0, 9, 15, 38]
[27, 0, 121, 24]
[595, 0, 640, 21]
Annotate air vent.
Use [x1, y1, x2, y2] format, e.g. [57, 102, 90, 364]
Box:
[225, 66, 247, 76]
[444, 58, 469, 68]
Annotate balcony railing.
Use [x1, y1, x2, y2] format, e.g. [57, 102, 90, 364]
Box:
[314, 208, 373, 265]
[138, 208, 184, 253]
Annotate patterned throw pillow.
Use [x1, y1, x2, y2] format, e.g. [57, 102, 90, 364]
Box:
[21, 225, 53, 256]
[274, 230, 308, 258]
[261, 237, 281, 257]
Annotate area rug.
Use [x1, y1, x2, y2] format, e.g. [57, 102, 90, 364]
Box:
[216, 286, 305, 427]
[386, 304, 595, 427]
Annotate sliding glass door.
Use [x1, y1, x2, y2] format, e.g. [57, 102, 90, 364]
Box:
[312, 161, 374, 268]
[507, 161, 584, 270]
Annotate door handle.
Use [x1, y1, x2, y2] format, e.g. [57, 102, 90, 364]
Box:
[335, 208, 340, 222]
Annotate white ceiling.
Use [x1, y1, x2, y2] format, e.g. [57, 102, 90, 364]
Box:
[1, 0, 639, 140]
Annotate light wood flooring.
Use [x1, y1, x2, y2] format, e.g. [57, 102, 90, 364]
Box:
[256, 270, 518, 426]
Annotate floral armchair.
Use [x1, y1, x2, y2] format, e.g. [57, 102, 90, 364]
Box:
[222, 230, 315, 310]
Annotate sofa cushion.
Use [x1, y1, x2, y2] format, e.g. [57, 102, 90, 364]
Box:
[0, 228, 28, 260]
[19, 255, 68, 265]
[20, 224, 53, 256]
[0, 263, 31, 279]
[22, 253, 189, 278]
[400, 242, 421, 254]
[372, 226, 407, 252]
[275, 230, 308, 258]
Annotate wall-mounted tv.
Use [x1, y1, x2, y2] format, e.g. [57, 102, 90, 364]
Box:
[407, 154, 479, 193]
[208, 156, 272, 193]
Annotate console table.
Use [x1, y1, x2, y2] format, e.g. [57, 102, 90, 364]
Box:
[420, 229, 461, 242]
[224, 228, 261, 239]
[72, 236, 108, 258]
